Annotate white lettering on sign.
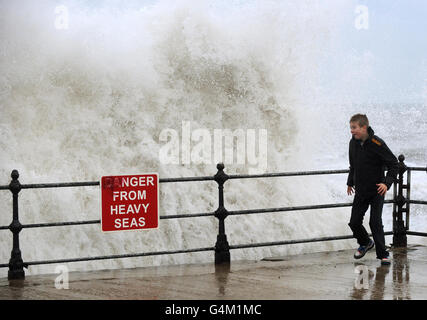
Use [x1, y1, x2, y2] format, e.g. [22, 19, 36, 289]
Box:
[121, 176, 155, 187]
[110, 203, 150, 215]
[101, 174, 158, 232]
[110, 187, 149, 219]
[112, 190, 146, 201]
[114, 217, 146, 229]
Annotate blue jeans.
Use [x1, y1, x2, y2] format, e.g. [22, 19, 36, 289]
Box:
[348, 193, 389, 259]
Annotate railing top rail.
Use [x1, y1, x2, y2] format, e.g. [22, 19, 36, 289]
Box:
[0, 168, 351, 191]
[1, 164, 425, 191]
[228, 169, 349, 180]
[407, 166, 427, 172]
[0, 176, 216, 190]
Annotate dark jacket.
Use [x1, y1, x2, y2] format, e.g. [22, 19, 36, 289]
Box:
[347, 126, 398, 197]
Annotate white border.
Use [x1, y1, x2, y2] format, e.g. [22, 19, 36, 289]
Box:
[99, 173, 159, 233]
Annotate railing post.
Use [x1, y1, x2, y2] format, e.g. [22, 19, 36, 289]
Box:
[214, 163, 230, 264]
[8, 170, 26, 280]
[392, 155, 407, 247]
[405, 168, 411, 231]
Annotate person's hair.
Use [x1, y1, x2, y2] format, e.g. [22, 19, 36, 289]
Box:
[350, 114, 369, 128]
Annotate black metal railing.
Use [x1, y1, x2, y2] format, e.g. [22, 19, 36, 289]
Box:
[1, 154, 426, 281]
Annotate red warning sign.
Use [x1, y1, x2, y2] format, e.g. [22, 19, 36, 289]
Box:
[100, 174, 159, 232]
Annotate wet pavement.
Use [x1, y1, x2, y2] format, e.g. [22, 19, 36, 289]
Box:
[1, 244, 426, 300]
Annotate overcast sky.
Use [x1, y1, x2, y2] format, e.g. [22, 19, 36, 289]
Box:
[319, 0, 427, 104]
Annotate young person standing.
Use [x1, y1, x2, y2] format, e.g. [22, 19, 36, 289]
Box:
[347, 114, 398, 265]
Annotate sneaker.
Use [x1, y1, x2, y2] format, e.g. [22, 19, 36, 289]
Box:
[381, 257, 391, 265]
[354, 239, 375, 259]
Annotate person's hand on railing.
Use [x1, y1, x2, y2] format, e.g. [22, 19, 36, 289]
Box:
[347, 185, 354, 196]
[376, 183, 388, 196]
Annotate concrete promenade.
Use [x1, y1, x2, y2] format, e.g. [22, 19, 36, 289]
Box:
[1, 245, 426, 300]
